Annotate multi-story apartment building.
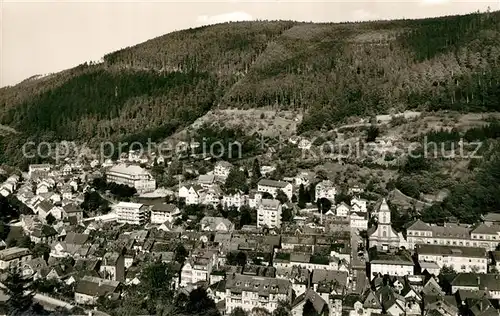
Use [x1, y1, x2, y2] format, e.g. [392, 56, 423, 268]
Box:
[150, 203, 180, 224]
[315, 180, 336, 202]
[225, 274, 292, 314]
[257, 199, 282, 228]
[416, 244, 487, 273]
[0, 247, 32, 271]
[115, 202, 148, 225]
[106, 164, 156, 193]
[406, 220, 500, 251]
[257, 179, 293, 201]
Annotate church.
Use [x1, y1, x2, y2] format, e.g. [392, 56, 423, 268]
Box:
[368, 198, 406, 251]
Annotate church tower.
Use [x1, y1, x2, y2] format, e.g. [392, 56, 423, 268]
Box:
[369, 198, 401, 251]
[378, 198, 391, 225]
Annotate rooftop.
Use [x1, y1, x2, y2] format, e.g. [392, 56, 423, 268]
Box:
[416, 244, 486, 258]
[226, 274, 291, 295]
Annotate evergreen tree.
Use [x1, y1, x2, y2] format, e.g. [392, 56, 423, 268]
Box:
[5, 270, 33, 315]
[298, 184, 308, 209]
[302, 300, 319, 316]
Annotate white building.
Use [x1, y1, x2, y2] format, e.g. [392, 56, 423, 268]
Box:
[336, 202, 351, 217]
[257, 199, 282, 228]
[150, 203, 180, 224]
[0, 247, 32, 271]
[416, 244, 487, 273]
[225, 274, 292, 314]
[257, 179, 293, 201]
[180, 253, 217, 287]
[406, 220, 500, 251]
[370, 254, 414, 280]
[222, 191, 247, 210]
[315, 180, 336, 202]
[350, 211, 368, 230]
[28, 164, 51, 178]
[351, 197, 368, 213]
[214, 161, 233, 181]
[106, 164, 156, 193]
[115, 202, 148, 225]
[178, 185, 203, 205]
[368, 198, 404, 251]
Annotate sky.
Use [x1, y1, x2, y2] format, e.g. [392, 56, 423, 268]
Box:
[0, 0, 498, 87]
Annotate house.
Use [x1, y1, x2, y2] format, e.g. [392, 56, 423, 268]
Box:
[62, 204, 84, 223]
[36, 200, 55, 219]
[30, 225, 58, 244]
[368, 198, 404, 251]
[482, 213, 500, 226]
[178, 185, 203, 205]
[74, 276, 121, 305]
[36, 182, 51, 195]
[350, 212, 368, 230]
[213, 161, 233, 181]
[416, 244, 487, 273]
[351, 197, 368, 213]
[50, 232, 90, 258]
[257, 199, 282, 228]
[258, 179, 293, 201]
[225, 274, 292, 314]
[100, 252, 125, 282]
[0, 247, 32, 271]
[291, 289, 328, 316]
[180, 255, 216, 287]
[248, 192, 262, 209]
[150, 203, 180, 224]
[200, 185, 223, 207]
[115, 202, 148, 225]
[222, 191, 247, 210]
[198, 174, 215, 188]
[200, 217, 234, 232]
[315, 180, 336, 202]
[106, 163, 156, 193]
[336, 202, 351, 217]
[21, 258, 48, 280]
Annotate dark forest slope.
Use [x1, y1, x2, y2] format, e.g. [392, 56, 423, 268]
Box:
[1, 12, 500, 165]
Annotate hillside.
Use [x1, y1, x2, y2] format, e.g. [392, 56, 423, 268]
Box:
[1, 12, 500, 166]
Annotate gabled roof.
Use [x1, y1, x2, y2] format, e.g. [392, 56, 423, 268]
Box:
[32, 225, 58, 238]
[291, 288, 327, 313]
[451, 273, 500, 291]
[75, 276, 120, 296]
[64, 232, 89, 245]
[258, 179, 290, 188]
[37, 200, 55, 212]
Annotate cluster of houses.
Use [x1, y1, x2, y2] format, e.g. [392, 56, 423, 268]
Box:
[0, 154, 499, 316]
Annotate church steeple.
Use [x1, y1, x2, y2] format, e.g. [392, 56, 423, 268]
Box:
[378, 198, 391, 225]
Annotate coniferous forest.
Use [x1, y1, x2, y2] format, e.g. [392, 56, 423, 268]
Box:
[1, 12, 500, 166]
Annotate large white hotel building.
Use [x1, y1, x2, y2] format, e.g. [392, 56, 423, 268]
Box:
[106, 164, 156, 193]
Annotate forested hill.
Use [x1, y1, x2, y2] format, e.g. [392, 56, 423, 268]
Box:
[1, 12, 500, 165]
